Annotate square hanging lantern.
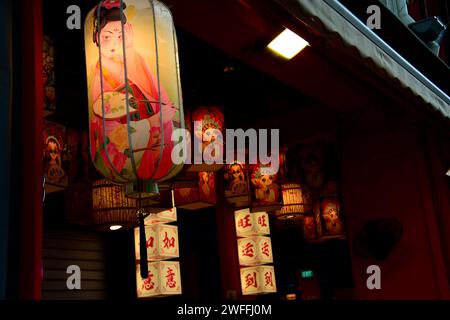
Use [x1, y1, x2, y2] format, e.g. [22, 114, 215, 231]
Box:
[224, 162, 250, 207]
[240, 265, 277, 295]
[235, 208, 270, 237]
[249, 164, 282, 212]
[90, 179, 175, 231]
[237, 236, 273, 266]
[43, 120, 68, 193]
[43, 36, 56, 117]
[84, 0, 185, 195]
[134, 224, 179, 261]
[136, 261, 182, 298]
[173, 172, 216, 210]
[185, 107, 225, 172]
[275, 183, 312, 220]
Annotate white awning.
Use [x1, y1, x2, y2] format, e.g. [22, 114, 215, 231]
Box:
[275, 0, 450, 120]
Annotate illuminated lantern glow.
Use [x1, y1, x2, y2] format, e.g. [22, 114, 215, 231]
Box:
[224, 161, 249, 207]
[302, 181, 345, 242]
[234, 209, 270, 237]
[84, 0, 184, 197]
[43, 120, 68, 193]
[249, 163, 282, 212]
[173, 172, 216, 210]
[134, 224, 179, 261]
[240, 265, 277, 295]
[237, 236, 273, 266]
[136, 261, 182, 298]
[276, 183, 312, 220]
[186, 106, 225, 172]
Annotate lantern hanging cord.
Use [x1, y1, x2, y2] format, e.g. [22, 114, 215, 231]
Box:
[96, 1, 129, 183]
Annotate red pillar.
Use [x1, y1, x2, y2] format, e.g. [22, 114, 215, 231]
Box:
[19, 0, 43, 300]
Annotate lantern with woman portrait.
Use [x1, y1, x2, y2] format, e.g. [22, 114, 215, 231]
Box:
[249, 163, 282, 212]
[43, 120, 68, 193]
[84, 0, 184, 198]
[224, 161, 250, 207]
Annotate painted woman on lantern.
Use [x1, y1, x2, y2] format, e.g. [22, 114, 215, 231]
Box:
[89, 0, 177, 181]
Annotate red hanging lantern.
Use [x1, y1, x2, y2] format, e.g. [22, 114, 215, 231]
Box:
[84, 0, 184, 197]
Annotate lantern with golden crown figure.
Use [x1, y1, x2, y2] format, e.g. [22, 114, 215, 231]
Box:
[249, 163, 283, 212]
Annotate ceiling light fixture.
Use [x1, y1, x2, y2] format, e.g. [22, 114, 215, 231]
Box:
[267, 28, 309, 59]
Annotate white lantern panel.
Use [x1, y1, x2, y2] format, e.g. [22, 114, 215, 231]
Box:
[136, 261, 182, 298]
[235, 209, 270, 237]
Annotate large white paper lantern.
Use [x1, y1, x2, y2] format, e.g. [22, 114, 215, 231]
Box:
[240, 265, 277, 295]
[136, 261, 182, 298]
[134, 224, 179, 261]
[235, 209, 270, 237]
[237, 236, 273, 266]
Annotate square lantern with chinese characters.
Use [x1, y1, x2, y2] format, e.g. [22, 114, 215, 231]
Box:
[235, 209, 270, 237]
[249, 164, 283, 212]
[136, 261, 182, 298]
[237, 236, 273, 266]
[134, 224, 179, 261]
[174, 172, 216, 210]
[240, 265, 277, 295]
[224, 162, 249, 207]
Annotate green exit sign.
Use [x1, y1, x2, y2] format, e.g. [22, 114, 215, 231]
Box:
[301, 270, 314, 279]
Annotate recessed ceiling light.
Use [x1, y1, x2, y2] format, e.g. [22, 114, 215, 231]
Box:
[109, 225, 123, 231]
[267, 28, 309, 59]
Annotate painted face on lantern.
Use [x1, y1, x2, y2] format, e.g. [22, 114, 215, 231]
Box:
[99, 21, 124, 60]
[323, 208, 339, 227]
[230, 164, 244, 182]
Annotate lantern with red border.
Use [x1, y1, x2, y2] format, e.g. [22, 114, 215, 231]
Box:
[134, 224, 179, 261]
[173, 172, 216, 210]
[240, 265, 277, 295]
[234, 209, 270, 237]
[136, 261, 182, 298]
[84, 0, 184, 198]
[43, 120, 68, 193]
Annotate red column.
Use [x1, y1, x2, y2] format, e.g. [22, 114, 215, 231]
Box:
[19, 0, 43, 300]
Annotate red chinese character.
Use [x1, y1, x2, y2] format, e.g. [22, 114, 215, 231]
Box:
[258, 215, 267, 227]
[245, 272, 258, 289]
[262, 241, 270, 257]
[166, 267, 177, 289]
[264, 271, 273, 287]
[163, 232, 175, 249]
[142, 271, 155, 291]
[146, 236, 154, 248]
[238, 214, 252, 229]
[242, 242, 254, 257]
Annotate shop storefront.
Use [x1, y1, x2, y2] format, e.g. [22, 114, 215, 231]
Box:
[1, 0, 450, 301]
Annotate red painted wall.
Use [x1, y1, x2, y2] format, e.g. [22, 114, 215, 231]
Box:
[340, 109, 450, 299]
